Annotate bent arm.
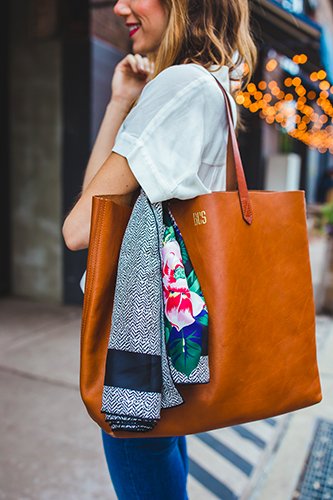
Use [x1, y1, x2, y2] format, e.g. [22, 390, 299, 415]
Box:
[62, 151, 139, 251]
[62, 55, 154, 252]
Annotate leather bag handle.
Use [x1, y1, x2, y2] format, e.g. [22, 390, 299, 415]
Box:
[212, 76, 253, 225]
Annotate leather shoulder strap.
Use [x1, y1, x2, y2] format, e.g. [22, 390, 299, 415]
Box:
[212, 76, 253, 225]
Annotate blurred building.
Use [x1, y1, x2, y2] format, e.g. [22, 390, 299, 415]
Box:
[245, 0, 333, 198]
[1, 0, 129, 304]
[1, 0, 333, 305]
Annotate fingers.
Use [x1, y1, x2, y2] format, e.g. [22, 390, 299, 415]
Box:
[126, 54, 139, 73]
[126, 54, 155, 75]
[134, 53, 145, 71]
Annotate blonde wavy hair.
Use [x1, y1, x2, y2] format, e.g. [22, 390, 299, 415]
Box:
[127, 0, 257, 124]
[145, 0, 258, 131]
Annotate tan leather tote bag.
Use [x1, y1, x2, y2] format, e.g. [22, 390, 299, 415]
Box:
[80, 78, 322, 438]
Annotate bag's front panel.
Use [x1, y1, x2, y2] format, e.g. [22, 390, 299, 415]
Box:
[114, 190, 322, 438]
[176, 191, 320, 426]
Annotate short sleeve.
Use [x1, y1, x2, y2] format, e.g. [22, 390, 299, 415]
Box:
[112, 65, 213, 203]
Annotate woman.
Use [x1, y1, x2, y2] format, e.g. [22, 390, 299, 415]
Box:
[62, 0, 257, 498]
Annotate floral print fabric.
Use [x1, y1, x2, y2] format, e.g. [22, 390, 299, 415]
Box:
[161, 207, 209, 381]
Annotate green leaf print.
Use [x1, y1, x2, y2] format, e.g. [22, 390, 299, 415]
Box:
[174, 266, 186, 280]
[163, 225, 175, 244]
[178, 237, 189, 266]
[187, 270, 201, 293]
[165, 318, 172, 344]
[168, 330, 202, 376]
[196, 312, 208, 327]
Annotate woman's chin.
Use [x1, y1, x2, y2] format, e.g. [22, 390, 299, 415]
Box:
[132, 38, 156, 56]
[132, 41, 143, 54]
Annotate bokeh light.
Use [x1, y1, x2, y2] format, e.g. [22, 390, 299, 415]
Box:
[236, 53, 333, 153]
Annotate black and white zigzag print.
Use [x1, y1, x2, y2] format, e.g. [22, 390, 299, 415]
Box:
[101, 190, 183, 432]
[169, 355, 209, 384]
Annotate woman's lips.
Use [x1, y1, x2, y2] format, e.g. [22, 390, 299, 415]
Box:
[129, 25, 141, 37]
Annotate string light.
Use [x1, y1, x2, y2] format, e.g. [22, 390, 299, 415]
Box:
[247, 83, 257, 94]
[292, 54, 308, 64]
[319, 81, 330, 91]
[236, 54, 333, 153]
[266, 59, 278, 72]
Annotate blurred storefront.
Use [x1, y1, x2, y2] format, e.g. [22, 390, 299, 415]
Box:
[2, 0, 125, 304]
[2, 0, 333, 305]
[242, 0, 329, 196]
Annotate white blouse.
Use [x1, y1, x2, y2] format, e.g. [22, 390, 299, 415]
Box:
[112, 62, 238, 203]
[80, 63, 238, 294]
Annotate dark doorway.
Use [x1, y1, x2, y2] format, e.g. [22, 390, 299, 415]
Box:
[0, 1, 11, 295]
[62, 0, 130, 304]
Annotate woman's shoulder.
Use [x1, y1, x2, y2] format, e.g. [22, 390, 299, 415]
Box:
[156, 63, 210, 80]
[161, 63, 226, 85]
[155, 63, 237, 123]
[130, 62, 237, 127]
[147, 63, 234, 103]
[143, 63, 216, 97]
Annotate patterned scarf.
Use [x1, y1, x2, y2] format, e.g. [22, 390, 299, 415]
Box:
[101, 190, 209, 432]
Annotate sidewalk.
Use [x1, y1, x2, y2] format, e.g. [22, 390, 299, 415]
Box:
[250, 315, 333, 500]
[0, 298, 112, 500]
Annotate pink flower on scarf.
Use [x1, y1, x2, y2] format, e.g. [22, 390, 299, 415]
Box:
[161, 239, 204, 331]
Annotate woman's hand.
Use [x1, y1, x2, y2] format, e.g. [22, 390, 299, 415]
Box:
[111, 53, 154, 106]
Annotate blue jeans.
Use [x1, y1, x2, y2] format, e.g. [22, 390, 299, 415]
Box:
[101, 429, 189, 500]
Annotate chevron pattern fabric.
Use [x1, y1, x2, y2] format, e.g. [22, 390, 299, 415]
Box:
[101, 190, 208, 432]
